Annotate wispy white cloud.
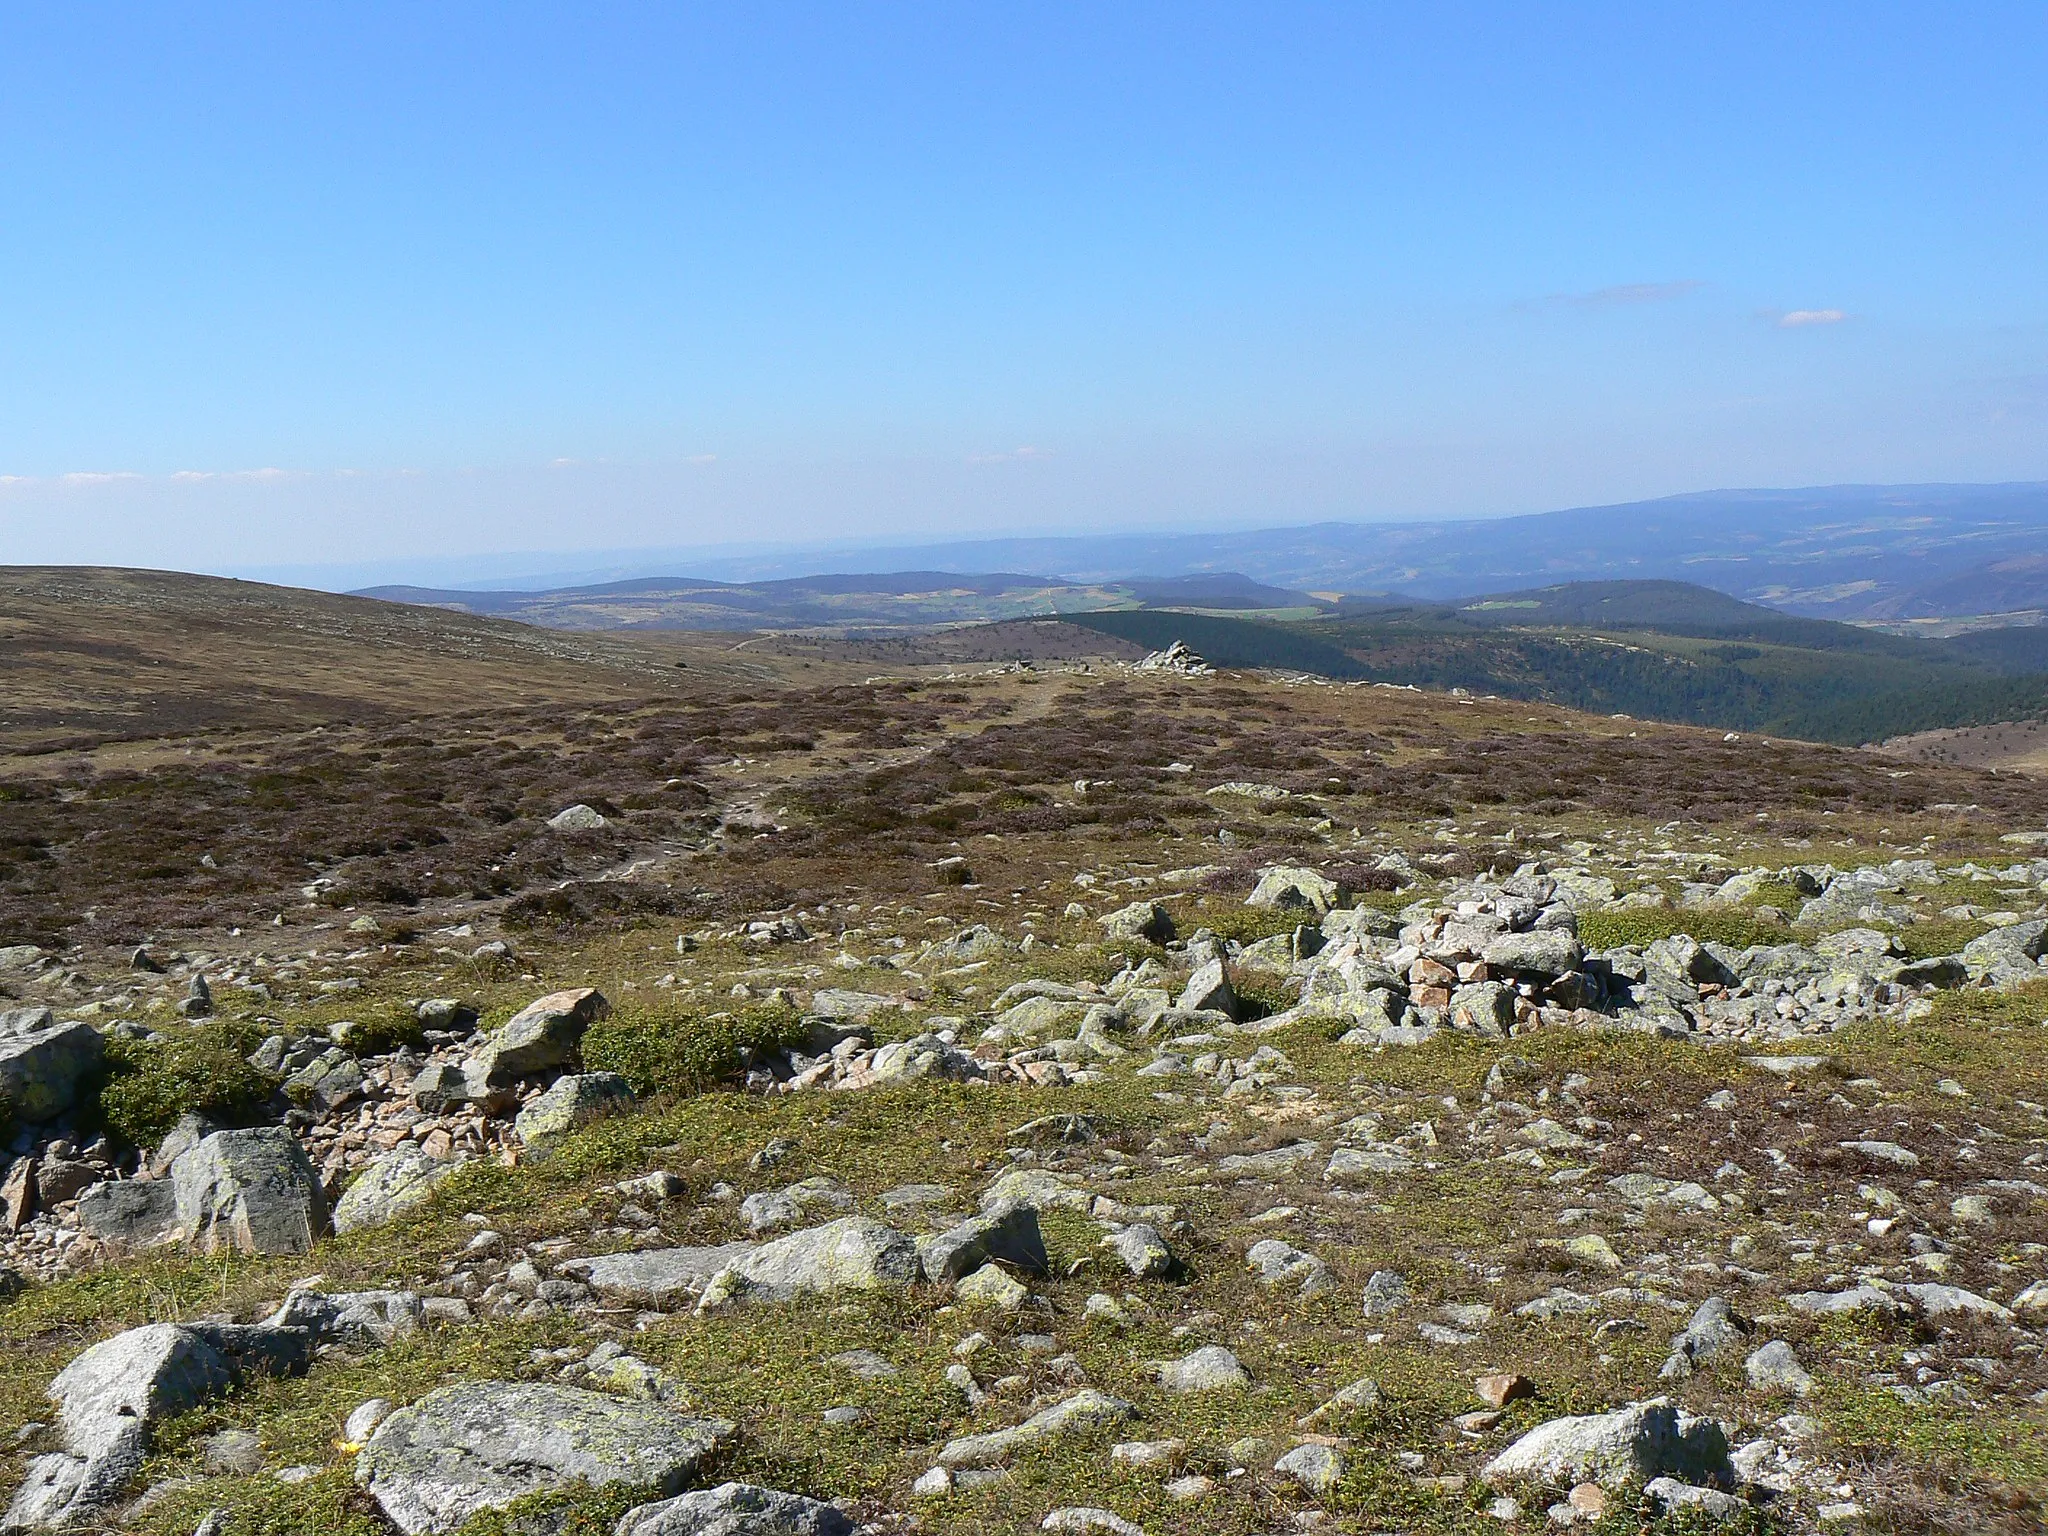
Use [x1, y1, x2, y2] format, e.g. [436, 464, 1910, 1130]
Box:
[168, 466, 295, 483]
[967, 445, 1053, 465]
[1568, 279, 1706, 306]
[1776, 308, 1847, 328]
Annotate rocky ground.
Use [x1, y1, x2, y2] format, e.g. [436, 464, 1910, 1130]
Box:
[2, 652, 2047, 1536]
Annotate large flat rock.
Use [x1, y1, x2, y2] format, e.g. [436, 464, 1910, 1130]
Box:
[560, 1243, 760, 1309]
[356, 1381, 732, 1536]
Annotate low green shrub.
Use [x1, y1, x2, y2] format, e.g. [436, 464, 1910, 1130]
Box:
[1175, 901, 1308, 945]
[1577, 907, 1789, 952]
[332, 1010, 425, 1057]
[582, 1004, 808, 1097]
[1896, 917, 1992, 961]
[91, 1024, 278, 1150]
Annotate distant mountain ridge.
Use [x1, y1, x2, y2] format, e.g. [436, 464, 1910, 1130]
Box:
[345, 480, 2048, 623]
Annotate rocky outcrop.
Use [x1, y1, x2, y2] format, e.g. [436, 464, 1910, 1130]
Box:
[0, 1009, 103, 1124]
[512, 1071, 635, 1157]
[355, 1381, 732, 1536]
[171, 1127, 324, 1255]
[1481, 1397, 1733, 1491]
[332, 1146, 466, 1234]
[4, 1317, 317, 1530]
[560, 1243, 760, 1310]
[697, 1218, 919, 1310]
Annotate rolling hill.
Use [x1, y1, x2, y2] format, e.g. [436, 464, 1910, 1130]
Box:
[368, 481, 2048, 623]
[1064, 579, 2048, 746]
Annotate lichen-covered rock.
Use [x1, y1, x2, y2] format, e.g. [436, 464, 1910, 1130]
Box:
[1961, 918, 2048, 979]
[1482, 929, 1583, 978]
[5, 1318, 314, 1529]
[1154, 1346, 1249, 1393]
[936, 1389, 1135, 1469]
[355, 1381, 732, 1536]
[333, 1146, 466, 1234]
[979, 1167, 1093, 1214]
[1248, 865, 1340, 914]
[1098, 901, 1174, 945]
[1103, 1223, 1178, 1279]
[617, 1482, 854, 1536]
[1175, 959, 1239, 1020]
[1246, 1238, 1332, 1298]
[285, 1047, 364, 1111]
[560, 1243, 759, 1310]
[466, 987, 609, 1091]
[513, 1071, 635, 1157]
[848, 1034, 985, 1087]
[1744, 1340, 1814, 1396]
[265, 1286, 424, 1349]
[76, 1178, 180, 1250]
[170, 1128, 324, 1255]
[696, 1217, 919, 1310]
[1481, 1397, 1732, 1491]
[741, 1177, 855, 1235]
[0, 1008, 104, 1124]
[956, 1263, 1028, 1310]
[920, 1203, 1048, 1283]
[1274, 1441, 1345, 1494]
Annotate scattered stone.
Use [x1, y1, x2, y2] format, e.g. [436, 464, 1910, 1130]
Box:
[1744, 1340, 1814, 1396]
[560, 1244, 759, 1310]
[344, 1400, 395, 1445]
[1103, 1223, 1178, 1279]
[957, 1264, 1029, 1311]
[466, 987, 610, 1093]
[1643, 1477, 1747, 1520]
[1247, 1239, 1332, 1299]
[201, 1429, 264, 1476]
[1154, 1346, 1249, 1393]
[1099, 902, 1175, 945]
[1111, 1439, 1186, 1468]
[921, 1203, 1049, 1283]
[1248, 866, 1340, 915]
[1361, 1269, 1410, 1316]
[741, 1177, 855, 1236]
[1041, 1508, 1144, 1536]
[1660, 1297, 1749, 1381]
[1475, 1373, 1534, 1409]
[1273, 1442, 1345, 1495]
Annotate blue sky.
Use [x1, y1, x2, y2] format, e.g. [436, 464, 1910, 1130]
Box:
[2, 3, 2045, 576]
